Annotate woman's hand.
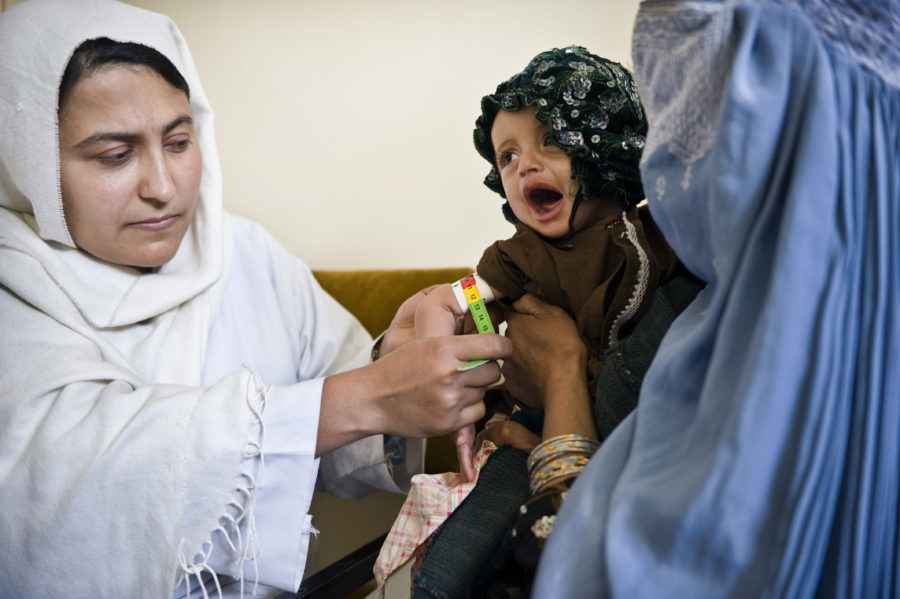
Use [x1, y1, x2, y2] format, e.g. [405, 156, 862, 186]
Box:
[503, 294, 597, 441]
[317, 333, 512, 456]
[502, 294, 587, 410]
[379, 285, 445, 356]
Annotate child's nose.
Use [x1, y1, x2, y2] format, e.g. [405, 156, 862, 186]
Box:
[517, 148, 542, 175]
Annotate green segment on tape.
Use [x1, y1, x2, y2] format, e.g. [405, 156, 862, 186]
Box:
[458, 277, 495, 371]
[470, 300, 495, 334]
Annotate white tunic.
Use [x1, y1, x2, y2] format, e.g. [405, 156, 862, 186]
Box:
[0, 2, 417, 597]
[182, 216, 418, 597]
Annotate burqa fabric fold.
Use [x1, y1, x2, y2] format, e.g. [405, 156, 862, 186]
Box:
[534, 1, 899, 597]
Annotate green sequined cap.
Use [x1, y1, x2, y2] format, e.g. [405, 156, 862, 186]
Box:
[474, 46, 647, 223]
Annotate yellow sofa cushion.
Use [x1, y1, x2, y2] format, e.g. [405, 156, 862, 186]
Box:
[312, 267, 472, 337]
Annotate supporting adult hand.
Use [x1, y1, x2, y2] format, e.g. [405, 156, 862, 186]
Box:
[317, 333, 512, 456]
[502, 294, 587, 410]
[503, 294, 596, 441]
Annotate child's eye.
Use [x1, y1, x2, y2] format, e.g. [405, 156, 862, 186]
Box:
[543, 133, 554, 146]
[497, 150, 518, 168]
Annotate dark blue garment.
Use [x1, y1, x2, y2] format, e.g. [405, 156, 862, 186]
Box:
[412, 446, 531, 599]
[534, 1, 900, 597]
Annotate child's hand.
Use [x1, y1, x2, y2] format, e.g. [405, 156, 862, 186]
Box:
[452, 423, 477, 482]
[475, 419, 540, 455]
[455, 418, 542, 483]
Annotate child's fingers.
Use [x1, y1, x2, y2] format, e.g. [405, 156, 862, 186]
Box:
[456, 442, 475, 482]
[452, 424, 477, 482]
[475, 420, 541, 454]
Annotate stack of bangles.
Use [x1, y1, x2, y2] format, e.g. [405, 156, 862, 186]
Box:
[526, 434, 601, 496]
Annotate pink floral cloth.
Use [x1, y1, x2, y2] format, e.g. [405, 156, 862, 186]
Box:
[373, 438, 500, 594]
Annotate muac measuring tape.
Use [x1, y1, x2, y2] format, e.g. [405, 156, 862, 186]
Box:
[455, 274, 495, 371]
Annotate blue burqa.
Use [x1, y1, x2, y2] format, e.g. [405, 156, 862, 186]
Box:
[533, 1, 899, 597]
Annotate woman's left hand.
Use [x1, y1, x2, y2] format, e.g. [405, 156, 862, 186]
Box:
[380, 284, 441, 355]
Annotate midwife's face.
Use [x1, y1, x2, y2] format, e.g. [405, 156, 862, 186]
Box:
[58, 64, 202, 269]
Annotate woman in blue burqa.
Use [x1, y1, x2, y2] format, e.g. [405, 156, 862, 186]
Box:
[528, 0, 898, 596]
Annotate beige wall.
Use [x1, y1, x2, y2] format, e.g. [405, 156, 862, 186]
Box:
[116, 0, 641, 270]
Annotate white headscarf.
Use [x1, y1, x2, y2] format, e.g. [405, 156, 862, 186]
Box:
[0, 1, 261, 595]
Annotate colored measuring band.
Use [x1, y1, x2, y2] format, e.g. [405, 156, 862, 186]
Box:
[458, 275, 495, 370]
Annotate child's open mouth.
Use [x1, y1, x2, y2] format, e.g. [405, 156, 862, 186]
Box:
[526, 186, 565, 222]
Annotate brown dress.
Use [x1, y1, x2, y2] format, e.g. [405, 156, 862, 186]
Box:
[477, 204, 680, 393]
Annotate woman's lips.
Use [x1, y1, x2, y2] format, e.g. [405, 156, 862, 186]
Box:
[130, 215, 178, 231]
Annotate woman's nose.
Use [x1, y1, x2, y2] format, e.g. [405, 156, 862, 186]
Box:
[138, 151, 176, 203]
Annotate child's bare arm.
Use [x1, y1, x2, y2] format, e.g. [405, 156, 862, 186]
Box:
[414, 274, 503, 481]
[415, 274, 503, 339]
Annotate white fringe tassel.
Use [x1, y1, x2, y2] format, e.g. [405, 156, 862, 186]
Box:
[176, 368, 270, 598]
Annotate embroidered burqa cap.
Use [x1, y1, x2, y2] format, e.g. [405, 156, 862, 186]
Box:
[474, 46, 647, 223]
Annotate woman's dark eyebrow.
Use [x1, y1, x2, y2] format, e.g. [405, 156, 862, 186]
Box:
[163, 115, 193, 135]
[74, 114, 194, 149]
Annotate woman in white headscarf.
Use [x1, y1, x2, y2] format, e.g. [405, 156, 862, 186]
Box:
[0, 1, 510, 597]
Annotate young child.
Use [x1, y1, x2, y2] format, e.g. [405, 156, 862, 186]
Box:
[416, 46, 680, 481]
